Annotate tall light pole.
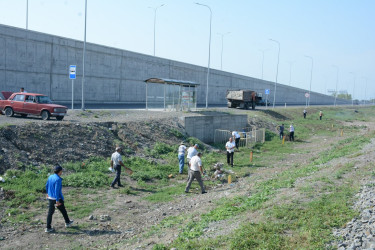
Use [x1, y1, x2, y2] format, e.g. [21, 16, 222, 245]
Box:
[217, 32, 230, 70]
[287, 61, 295, 86]
[259, 49, 268, 80]
[81, 0, 87, 110]
[195, 2, 212, 109]
[349, 72, 356, 106]
[361, 77, 367, 105]
[304, 55, 313, 107]
[332, 65, 339, 106]
[26, 0, 29, 29]
[269, 39, 280, 108]
[148, 4, 165, 57]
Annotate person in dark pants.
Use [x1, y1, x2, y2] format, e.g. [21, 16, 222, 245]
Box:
[289, 124, 295, 141]
[232, 131, 241, 150]
[319, 111, 323, 120]
[278, 124, 284, 140]
[110, 146, 126, 188]
[226, 137, 235, 167]
[303, 109, 307, 119]
[45, 165, 73, 233]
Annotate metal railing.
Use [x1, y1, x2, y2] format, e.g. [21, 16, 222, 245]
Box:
[214, 128, 265, 147]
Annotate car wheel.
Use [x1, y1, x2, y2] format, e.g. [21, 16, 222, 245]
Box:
[56, 116, 64, 121]
[4, 107, 14, 117]
[41, 110, 50, 120]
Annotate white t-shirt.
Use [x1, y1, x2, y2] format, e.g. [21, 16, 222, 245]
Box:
[290, 125, 295, 132]
[178, 145, 186, 156]
[232, 131, 241, 139]
[111, 151, 122, 166]
[187, 147, 198, 159]
[226, 141, 236, 153]
[190, 155, 202, 171]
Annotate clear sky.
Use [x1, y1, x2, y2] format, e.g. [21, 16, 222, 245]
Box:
[0, 0, 374, 100]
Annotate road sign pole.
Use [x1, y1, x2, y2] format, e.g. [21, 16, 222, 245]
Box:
[72, 80, 74, 110]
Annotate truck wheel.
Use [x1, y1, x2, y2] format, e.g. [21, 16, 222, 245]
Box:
[4, 107, 14, 117]
[41, 110, 50, 120]
[56, 116, 64, 121]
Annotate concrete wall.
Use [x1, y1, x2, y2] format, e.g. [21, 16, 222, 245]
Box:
[182, 115, 248, 143]
[0, 24, 351, 106]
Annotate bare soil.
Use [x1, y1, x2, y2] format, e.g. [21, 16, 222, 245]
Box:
[0, 108, 373, 249]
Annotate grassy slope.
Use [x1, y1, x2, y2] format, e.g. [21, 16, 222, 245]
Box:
[1, 106, 374, 249]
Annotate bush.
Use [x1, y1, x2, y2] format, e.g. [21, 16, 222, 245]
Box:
[149, 142, 175, 157]
[64, 172, 110, 188]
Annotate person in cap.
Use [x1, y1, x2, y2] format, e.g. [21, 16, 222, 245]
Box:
[110, 146, 126, 188]
[185, 152, 206, 194]
[45, 165, 73, 233]
[178, 141, 187, 174]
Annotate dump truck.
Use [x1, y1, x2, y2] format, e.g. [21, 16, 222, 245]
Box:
[226, 90, 263, 110]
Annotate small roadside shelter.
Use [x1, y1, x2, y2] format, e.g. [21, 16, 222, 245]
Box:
[144, 78, 200, 111]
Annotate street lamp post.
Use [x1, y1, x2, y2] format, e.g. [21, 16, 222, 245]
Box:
[349, 72, 356, 106]
[26, 0, 28, 29]
[259, 49, 268, 80]
[148, 4, 165, 57]
[269, 39, 280, 108]
[81, 0, 87, 110]
[195, 2, 212, 109]
[332, 65, 339, 106]
[304, 55, 313, 107]
[287, 61, 295, 86]
[217, 32, 230, 70]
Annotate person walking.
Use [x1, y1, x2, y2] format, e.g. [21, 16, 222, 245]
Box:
[303, 109, 307, 119]
[278, 124, 285, 140]
[289, 124, 295, 141]
[186, 144, 198, 180]
[319, 111, 323, 120]
[110, 146, 126, 188]
[45, 165, 74, 233]
[232, 131, 241, 150]
[226, 137, 236, 167]
[178, 142, 187, 174]
[185, 152, 206, 194]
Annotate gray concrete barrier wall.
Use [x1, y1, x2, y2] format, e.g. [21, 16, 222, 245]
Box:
[182, 115, 248, 143]
[0, 24, 351, 106]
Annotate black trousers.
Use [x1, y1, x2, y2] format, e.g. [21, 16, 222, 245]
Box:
[279, 132, 284, 140]
[235, 137, 240, 149]
[46, 199, 70, 229]
[303, 113, 306, 118]
[227, 151, 234, 166]
[290, 131, 294, 141]
[111, 165, 122, 186]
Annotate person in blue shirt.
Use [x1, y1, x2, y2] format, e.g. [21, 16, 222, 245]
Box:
[45, 165, 73, 233]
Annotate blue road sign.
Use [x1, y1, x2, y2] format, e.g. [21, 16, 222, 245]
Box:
[69, 65, 76, 79]
[265, 89, 270, 95]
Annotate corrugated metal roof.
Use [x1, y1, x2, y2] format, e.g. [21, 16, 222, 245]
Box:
[144, 78, 199, 86]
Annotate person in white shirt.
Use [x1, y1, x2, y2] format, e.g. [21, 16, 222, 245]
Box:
[226, 137, 236, 167]
[289, 124, 295, 141]
[232, 131, 241, 150]
[110, 147, 126, 188]
[185, 153, 206, 194]
[186, 144, 198, 163]
[303, 109, 307, 119]
[178, 142, 187, 174]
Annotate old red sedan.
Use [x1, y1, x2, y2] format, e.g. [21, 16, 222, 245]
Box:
[0, 92, 68, 121]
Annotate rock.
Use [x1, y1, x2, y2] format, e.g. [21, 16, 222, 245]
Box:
[88, 215, 94, 220]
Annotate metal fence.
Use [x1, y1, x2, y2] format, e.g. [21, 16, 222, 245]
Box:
[214, 128, 265, 147]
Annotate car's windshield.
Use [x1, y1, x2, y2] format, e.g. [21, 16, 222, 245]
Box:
[36, 96, 52, 104]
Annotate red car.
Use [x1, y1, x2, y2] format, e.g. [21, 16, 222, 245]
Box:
[0, 92, 68, 121]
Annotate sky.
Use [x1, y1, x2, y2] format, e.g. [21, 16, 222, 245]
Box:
[0, 0, 374, 100]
